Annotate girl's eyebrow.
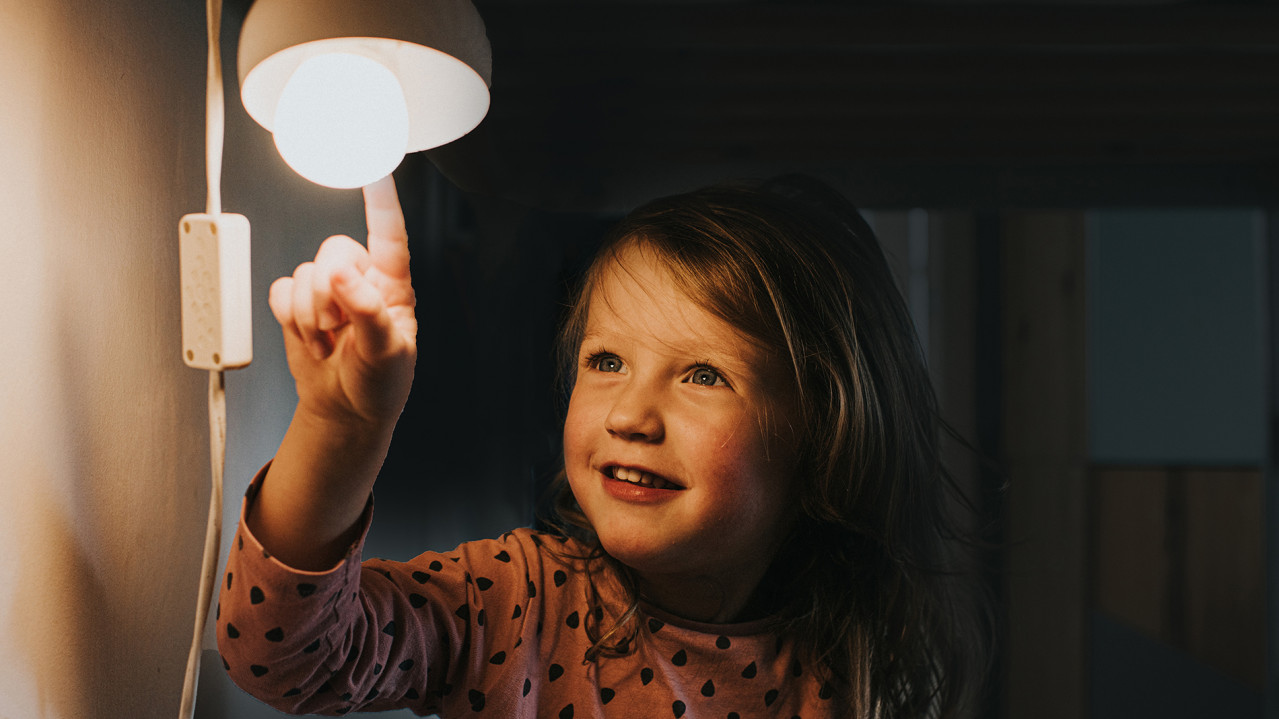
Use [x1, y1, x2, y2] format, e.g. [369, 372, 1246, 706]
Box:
[579, 308, 769, 373]
[577, 329, 614, 348]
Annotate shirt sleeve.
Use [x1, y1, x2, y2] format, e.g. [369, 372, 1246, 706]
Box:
[216, 466, 547, 717]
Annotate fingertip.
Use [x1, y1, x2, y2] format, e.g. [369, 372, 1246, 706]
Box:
[316, 234, 366, 265]
[269, 275, 292, 298]
[364, 176, 409, 272]
[268, 277, 294, 325]
[364, 174, 396, 199]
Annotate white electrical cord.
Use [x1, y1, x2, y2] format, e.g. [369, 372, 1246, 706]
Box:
[179, 1, 226, 717]
[204, 0, 224, 217]
[180, 373, 227, 719]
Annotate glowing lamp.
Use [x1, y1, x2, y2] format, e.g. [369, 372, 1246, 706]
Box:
[238, 0, 492, 189]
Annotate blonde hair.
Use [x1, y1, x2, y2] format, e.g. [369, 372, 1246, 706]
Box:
[545, 176, 994, 718]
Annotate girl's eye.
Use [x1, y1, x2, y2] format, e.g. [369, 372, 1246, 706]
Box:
[688, 366, 726, 387]
[588, 353, 624, 373]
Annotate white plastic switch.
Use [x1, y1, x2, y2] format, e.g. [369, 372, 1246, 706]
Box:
[179, 213, 252, 370]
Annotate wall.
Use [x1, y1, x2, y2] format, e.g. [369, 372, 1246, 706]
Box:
[0, 2, 363, 717]
[0, 3, 204, 716]
[1086, 210, 1266, 718]
[1087, 210, 1265, 466]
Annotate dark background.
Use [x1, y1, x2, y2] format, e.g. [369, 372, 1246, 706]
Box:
[210, 2, 1279, 718]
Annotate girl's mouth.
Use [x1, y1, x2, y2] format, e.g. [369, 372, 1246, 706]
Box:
[605, 465, 682, 491]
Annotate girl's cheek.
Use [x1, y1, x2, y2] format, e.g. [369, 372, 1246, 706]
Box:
[561, 392, 590, 450]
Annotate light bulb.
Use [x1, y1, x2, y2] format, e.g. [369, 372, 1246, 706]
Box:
[272, 53, 410, 189]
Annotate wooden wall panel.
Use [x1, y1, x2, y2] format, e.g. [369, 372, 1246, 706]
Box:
[1090, 467, 1264, 690]
[1001, 213, 1089, 719]
[1091, 468, 1171, 642]
[1184, 469, 1265, 689]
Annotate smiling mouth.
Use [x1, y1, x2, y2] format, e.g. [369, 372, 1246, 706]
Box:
[606, 466, 682, 490]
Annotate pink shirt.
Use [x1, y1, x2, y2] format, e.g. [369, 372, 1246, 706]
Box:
[217, 474, 838, 717]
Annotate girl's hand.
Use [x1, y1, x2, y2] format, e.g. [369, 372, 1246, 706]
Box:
[268, 176, 417, 431]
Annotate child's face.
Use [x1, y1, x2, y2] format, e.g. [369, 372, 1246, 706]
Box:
[563, 244, 797, 612]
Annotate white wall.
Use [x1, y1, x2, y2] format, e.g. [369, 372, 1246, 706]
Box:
[0, 2, 364, 717]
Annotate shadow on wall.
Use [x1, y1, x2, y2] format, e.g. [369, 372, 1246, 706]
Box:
[8, 491, 108, 718]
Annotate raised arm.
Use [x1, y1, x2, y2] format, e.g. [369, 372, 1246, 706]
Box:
[249, 175, 418, 570]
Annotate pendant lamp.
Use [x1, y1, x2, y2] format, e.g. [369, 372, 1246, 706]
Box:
[238, 0, 492, 189]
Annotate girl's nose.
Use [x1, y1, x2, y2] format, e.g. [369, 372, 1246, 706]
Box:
[604, 385, 664, 443]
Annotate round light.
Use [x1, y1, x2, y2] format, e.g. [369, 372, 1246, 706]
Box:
[271, 53, 410, 189]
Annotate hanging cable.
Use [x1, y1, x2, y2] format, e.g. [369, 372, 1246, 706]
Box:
[180, 372, 227, 719]
[204, 0, 224, 217]
[179, 1, 226, 717]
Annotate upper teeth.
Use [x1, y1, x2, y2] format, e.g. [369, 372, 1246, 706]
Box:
[613, 467, 673, 489]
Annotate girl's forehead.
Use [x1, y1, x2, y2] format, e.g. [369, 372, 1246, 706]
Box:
[583, 246, 775, 366]
[585, 250, 708, 337]
[589, 241, 711, 312]
[593, 244, 679, 301]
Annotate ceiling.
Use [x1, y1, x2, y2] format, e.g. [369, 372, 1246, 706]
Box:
[450, 1, 1279, 209]
[227, 1, 1279, 209]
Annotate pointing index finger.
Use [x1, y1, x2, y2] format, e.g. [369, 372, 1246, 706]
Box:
[362, 175, 410, 281]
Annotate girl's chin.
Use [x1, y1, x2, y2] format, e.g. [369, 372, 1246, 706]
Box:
[597, 530, 653, 558]
[595, 530, 693, 574]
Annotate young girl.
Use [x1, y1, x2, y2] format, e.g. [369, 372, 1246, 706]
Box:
[217, 175, 992, 718]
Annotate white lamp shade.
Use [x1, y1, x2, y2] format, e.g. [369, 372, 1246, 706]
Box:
[238, 0, 491, 170]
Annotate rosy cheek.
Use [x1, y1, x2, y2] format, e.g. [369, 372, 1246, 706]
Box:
[562, 403, 601, 492]
[562, 396, 590, 450]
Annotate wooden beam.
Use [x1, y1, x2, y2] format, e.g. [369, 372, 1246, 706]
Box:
[456, 4, 1279, 207]
[476, 3, 1279, 49]
[1000, 213, 1089, 719]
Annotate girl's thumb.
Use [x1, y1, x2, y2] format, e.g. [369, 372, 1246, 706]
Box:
[331, 267, 396, 359]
